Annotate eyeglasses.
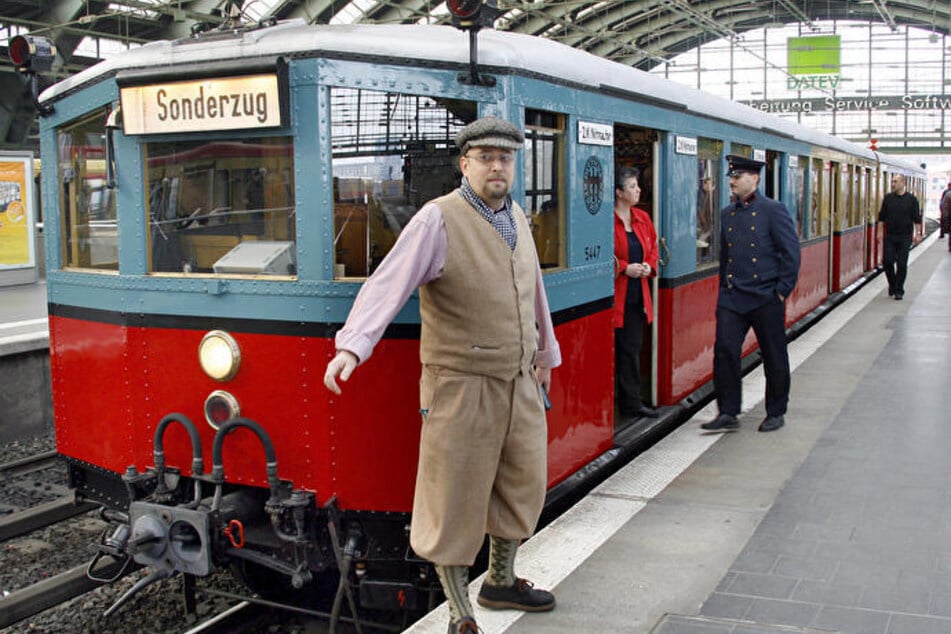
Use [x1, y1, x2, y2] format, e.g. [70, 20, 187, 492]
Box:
[466, 152, 516, 166]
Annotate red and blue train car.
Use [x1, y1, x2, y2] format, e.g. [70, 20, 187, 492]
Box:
[21, 8, 923, 622]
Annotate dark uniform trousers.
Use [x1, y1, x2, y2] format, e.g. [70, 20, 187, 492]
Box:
[713, 296, 790, 418]
[882, 233, 912, 295]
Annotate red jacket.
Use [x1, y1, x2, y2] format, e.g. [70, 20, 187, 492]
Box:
[613, 207, 659, 327]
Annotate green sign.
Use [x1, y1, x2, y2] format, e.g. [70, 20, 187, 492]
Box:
[787, 35, 841, 75]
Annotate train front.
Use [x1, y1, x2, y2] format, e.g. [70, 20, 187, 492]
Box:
[28, 19, 456, 620]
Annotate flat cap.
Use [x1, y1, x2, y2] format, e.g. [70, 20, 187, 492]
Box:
[455, 116, 525, 154]
[726, 154, 765, 176]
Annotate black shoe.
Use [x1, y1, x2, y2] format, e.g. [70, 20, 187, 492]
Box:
[631, 405, 659, 419]
[758, 415, 785, 432]
[448, 616, 479, 634]
[895, 293, 903, 301]
[700, 414, 739, 431]
[477, 578, 555, 612]
[887, 287, 894, 297]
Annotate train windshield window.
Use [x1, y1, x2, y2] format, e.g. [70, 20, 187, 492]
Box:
[330, 87, 476, 278]
[696, 138, 723, 266]
[57, 109, 118, 271]
[524, 109, 564, 270]
[144, 137, 296, 276]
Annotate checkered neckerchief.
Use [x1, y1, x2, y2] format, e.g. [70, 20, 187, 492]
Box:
[458, 177, 517, 251]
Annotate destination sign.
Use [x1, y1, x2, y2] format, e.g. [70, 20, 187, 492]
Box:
[121, 74, 283, 135]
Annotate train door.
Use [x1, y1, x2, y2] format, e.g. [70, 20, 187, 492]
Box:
[765, 149, 780, 200]
[861, 166, 873, 271]
[613, 124, 660, 423]
[828, 161, 841, 292]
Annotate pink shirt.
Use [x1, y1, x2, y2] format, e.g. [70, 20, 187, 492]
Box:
[335, 201, 562, 369]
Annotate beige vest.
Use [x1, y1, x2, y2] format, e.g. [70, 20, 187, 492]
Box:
[419, 191, 538, 379]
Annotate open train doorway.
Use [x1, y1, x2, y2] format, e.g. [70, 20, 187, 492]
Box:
[613, 124, 660, 429]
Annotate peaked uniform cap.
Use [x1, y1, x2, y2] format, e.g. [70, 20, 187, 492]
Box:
[455, 116, 525, 153]
[726, 155, 766, 176]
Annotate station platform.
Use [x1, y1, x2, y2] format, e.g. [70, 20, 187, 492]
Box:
[0, 279, 48, 356]
[407, 234, 951, 634]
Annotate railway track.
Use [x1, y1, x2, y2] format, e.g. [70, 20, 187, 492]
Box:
[0, 451, 97, 542]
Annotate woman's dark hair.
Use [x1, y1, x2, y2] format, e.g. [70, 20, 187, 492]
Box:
[615, 166, 641, 193]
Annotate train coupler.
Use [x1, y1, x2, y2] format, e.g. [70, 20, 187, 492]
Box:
[86, 522, 135, 583]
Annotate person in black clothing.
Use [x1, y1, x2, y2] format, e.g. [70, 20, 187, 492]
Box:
[701, 155, 800, 434]
[878, 174, 922, 301]
[939, 181, 951, 246]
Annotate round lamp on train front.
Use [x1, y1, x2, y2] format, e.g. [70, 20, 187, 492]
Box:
[198, 330, 241, 381]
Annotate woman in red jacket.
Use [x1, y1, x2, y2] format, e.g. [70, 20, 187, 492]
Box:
[613, 166, 660, 419]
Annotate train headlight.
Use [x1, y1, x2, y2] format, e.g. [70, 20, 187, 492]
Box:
[198, 330, 240, 381]
[8, 35, 57, 73]
[204, 390, 240, 430]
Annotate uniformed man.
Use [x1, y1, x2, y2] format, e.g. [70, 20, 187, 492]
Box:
[701, 155, 801, 433]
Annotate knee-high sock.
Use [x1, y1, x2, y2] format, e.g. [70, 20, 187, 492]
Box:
[435, 564, 473, 622]
[485, 536, 518, 587]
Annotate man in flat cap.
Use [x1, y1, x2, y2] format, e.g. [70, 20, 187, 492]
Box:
[324, 115, 560, 634]
[702, 154, 800, 433]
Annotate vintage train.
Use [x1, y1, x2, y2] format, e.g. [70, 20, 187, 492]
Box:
[12, 2, 923, 627]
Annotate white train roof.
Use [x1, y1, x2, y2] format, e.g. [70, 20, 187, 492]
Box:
[41, 20, 919, 172]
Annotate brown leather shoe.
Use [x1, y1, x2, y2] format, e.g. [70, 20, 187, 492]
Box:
[448, 616, 479, 633]
[477, 578, 555, 612]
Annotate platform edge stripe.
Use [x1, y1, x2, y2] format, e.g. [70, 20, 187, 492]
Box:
[0, 332, 50, 355]
[0, 318, 48, 332]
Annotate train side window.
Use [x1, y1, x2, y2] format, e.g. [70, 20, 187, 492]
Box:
[330, 88, 476, 278]
[810, 158, 821, 237]
[696, 137, 723, 267]
[57, 109, 118, 271]
[816, 160, 831, 237]
[791, 156, 807, 238]
[144, 137, 296, 276]
[731, 143, 752, 160]
[834, 164, 848, 232]
[524, 109, 565, 270]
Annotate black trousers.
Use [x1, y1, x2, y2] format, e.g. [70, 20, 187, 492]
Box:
[615, 304, 646, 415]
[882, 233, 912, 295]
[714, 298, 790, 418]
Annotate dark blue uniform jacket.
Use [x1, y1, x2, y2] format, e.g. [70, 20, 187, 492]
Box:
[718, 192, 801, 314]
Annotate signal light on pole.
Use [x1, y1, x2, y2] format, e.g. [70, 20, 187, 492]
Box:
[868, 138, 879, 151]
[8, 35, 57, 73]
[448, 0, 499, 31]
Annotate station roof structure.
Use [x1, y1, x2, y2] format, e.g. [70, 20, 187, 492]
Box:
[1, 1, 949, 149]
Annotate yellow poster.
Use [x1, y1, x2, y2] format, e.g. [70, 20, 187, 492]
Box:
[0, 155, 33, 268]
